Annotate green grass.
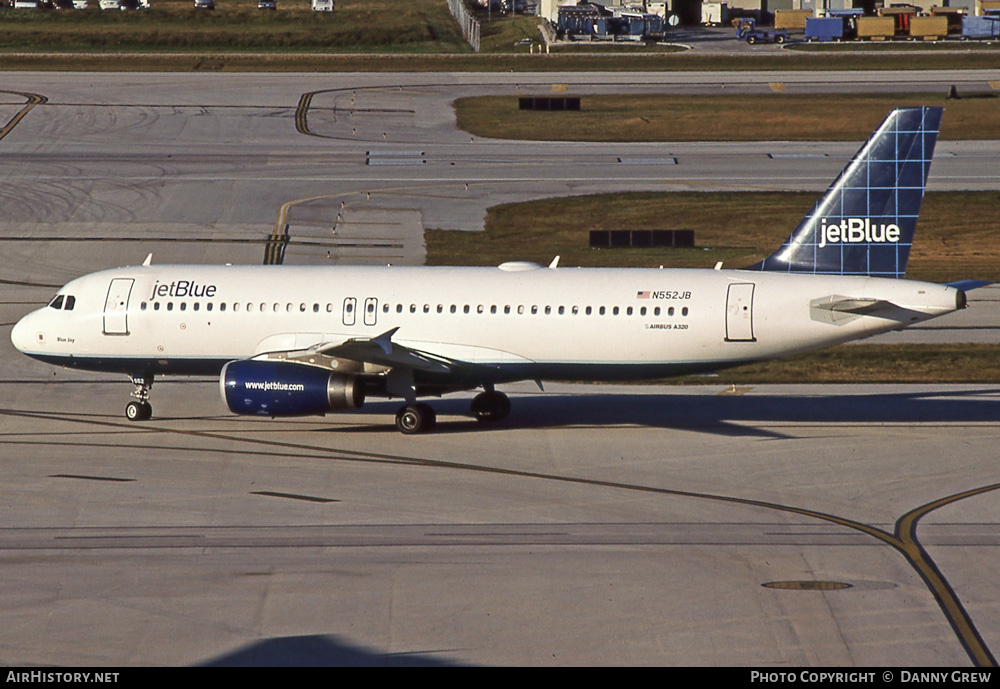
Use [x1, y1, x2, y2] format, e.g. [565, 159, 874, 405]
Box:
[674, 344, 1000, 384]
[455, 92, 1000, 142]
[425, 191, 1000, 285]
[2, 4, 1000, 69]
[0, 0, 471, 53]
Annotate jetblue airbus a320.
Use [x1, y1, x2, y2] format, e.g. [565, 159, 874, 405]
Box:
[10, 107, 980, 434]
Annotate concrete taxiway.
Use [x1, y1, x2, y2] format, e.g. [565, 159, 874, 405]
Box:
[1, 71, 999, 666]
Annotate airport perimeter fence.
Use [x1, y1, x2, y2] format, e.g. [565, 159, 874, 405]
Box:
[448, 0, 481, 52]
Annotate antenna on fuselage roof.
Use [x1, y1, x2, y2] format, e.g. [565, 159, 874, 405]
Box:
[142, 253, 153, 267]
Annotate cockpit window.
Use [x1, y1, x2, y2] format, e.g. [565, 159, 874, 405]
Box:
[47, 295, 76, 310]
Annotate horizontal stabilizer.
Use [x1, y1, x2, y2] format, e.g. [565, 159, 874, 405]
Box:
[946, 280, 992, 291]
[810, 295, 905, 325]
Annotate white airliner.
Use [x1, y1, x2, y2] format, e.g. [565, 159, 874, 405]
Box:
[9, 107, 980, 434]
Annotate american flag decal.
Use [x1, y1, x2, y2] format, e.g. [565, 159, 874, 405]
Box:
[636, 291, 650, 299]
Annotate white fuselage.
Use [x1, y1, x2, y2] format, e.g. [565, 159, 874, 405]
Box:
[11, 263, 962, 383]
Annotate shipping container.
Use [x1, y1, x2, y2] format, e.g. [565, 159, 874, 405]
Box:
[857, 16, 896, 38]
[962, 14, 1000, 35]
[702, 1, 729, 25]
[774, 8, 813, 29]
[805, 16, 843, 39]
[827, 8, 863, 37]
[909, 15, 948, 37]
[930, 7, 966, 34]
[976, 0, 1000, 15]
[878, 6, 917, 34]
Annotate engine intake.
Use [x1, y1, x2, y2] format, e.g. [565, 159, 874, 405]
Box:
[221, 360, 365, 417]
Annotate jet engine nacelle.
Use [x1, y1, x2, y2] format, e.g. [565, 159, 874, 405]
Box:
[220, 360, 365, 416]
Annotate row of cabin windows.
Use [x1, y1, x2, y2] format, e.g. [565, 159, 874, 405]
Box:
[139, 301, 691, 317]
[383, 303, 688, 317]
[140, 301, 326, 313]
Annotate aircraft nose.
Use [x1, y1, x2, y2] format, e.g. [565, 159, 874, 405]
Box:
[10, 311, 38, 353]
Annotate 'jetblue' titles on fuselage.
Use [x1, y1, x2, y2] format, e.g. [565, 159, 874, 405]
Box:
[149, 280, 217, 299]
[818, 218, 902, 249]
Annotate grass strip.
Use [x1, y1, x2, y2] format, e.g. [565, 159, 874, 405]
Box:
[2, 4, 1000, 69]
[425, 191, 1000, 285]
[672, 344, 1000, 384]
[455, 92, 1000, 142]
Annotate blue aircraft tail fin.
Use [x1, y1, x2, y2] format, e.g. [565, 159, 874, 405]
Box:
[745, 106, 943, 279]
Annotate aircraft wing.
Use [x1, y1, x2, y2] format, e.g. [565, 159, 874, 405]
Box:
[251, 328, 525, 385]
[316, 328, 454, 374]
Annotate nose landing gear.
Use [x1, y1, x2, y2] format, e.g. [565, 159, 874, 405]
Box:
[125, 373, 153, 421]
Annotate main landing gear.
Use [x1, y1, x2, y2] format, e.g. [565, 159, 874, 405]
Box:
[393, 390, 511, 435]
[395, 403, 436, 435]
[471, 390, 510, 424]
[125, 373, 153, 421]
